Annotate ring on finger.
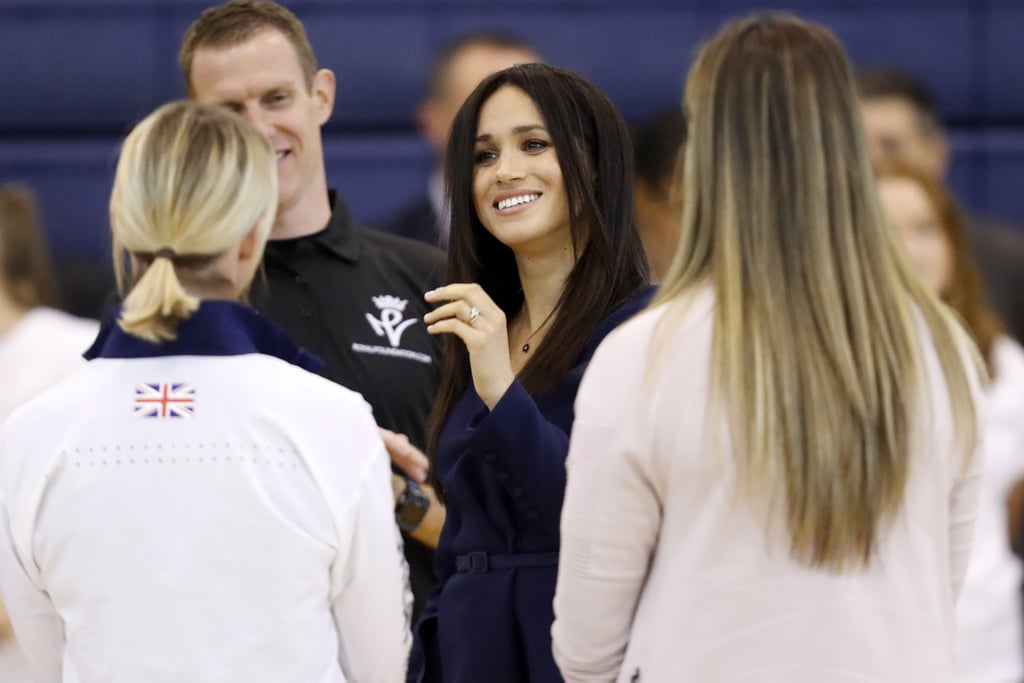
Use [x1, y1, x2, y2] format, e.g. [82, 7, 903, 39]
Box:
[467, 306, 480, 325]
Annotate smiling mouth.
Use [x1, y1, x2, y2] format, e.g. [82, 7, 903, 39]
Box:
[495, 193, 540, 210]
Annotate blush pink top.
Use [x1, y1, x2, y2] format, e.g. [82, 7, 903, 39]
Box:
[553, 289, 985, 683]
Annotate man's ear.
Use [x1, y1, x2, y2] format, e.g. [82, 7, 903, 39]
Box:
[417, 98, 449, 153]
[312, 68, 336, 126]
[238, 222, 264, 265]
[930, 133, 950, 179]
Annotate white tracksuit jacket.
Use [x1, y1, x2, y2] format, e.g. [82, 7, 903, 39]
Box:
[0, 302, 411, 683]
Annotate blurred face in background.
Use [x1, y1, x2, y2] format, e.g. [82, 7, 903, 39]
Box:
[860, 97, 948, 179]
[633, 176, 682, 283]
[420, 43, 542, 159]
[877, 175, 953, 294]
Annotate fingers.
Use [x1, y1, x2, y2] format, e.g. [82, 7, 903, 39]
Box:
[423, 300, 476, 326]
[379, 427, 429, 483]
[424, 283, 504, 341]
[425, 283, 486, 304]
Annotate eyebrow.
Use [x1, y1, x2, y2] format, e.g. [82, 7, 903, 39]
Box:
[212, 82, 296, 106]
[475, 124, 548, 143]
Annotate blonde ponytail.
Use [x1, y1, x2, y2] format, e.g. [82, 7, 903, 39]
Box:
[109, 101, 277, 343]
[118, 255, 200, 342]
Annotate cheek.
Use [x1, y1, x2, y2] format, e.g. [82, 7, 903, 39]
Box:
[547, 167, 570, 215]
[472, 173, 488, 215]
[935, 238, 956, 293]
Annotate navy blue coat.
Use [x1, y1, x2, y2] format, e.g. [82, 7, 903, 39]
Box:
[409, 287, 654, 683]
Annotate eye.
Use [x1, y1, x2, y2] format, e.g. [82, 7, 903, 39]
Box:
[222, 103, 245, 115]
[264, 91, 290, 108]
[474, 149, 497, 165]
[524, 139, 549, 152]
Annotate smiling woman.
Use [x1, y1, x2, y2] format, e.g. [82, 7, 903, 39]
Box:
[408, 63, 651, 683]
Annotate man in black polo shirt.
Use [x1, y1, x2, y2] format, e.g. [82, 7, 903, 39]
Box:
[179, 0, 445, 618]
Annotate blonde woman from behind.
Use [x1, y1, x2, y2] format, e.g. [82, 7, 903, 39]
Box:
[0, 101, 410, 683]
[553, 14, 985, 683]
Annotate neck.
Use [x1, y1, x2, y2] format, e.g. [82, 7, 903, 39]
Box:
[269, 179, 332, 241]
[514, 242, 575, 338]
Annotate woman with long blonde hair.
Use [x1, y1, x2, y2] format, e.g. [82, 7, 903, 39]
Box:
[0, 101, 410, 682]
[553, 14, 985, 682]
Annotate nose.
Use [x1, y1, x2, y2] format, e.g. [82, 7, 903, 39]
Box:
[495, 152, 525, 184]
[241, 107, 274, 140]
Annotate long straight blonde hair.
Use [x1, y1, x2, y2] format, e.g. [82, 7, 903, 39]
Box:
[654, 14, 981, 570]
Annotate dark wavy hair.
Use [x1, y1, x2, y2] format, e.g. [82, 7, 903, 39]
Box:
[427, 63, 649, 474]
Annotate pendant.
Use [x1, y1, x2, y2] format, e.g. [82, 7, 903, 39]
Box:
[522, 343, 530, 353]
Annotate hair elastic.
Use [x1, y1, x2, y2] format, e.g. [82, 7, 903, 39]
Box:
[153, 247, 177, 261]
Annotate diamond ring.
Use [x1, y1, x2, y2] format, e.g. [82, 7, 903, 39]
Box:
[467, 306, 480, 325]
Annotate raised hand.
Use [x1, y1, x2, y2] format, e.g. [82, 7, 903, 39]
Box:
[424, 283, 516, 410]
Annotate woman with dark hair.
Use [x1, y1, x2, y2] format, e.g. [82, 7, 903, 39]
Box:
[877, 162, 1024, 683]
[552, 14, 983, 682]
[409, 63, 651, 682]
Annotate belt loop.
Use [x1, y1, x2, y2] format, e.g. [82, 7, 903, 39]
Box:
[466, 551, 488, 574]
[455, 551, 490, 574]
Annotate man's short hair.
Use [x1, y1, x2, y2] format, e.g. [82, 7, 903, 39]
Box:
[427, 31, 538, 99]
[179, 0, 318, 95]
[855, 66, 943, 137]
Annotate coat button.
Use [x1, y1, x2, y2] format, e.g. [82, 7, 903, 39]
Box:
[512, 486, 524, 498]
[483, 452, 496, 463]
[496, 471, 508, 481]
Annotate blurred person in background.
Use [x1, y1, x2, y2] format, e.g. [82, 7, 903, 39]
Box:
[857, 67, 1024, 345]
[0, 100, 411, 683]
[553, 14, 985, 682]
[878, 161, 1024, 683]
[631, 107, 687, 282]
[0, 184, 98, 677]
[374, 31, 541, 248]
[0, 185, 99, 423]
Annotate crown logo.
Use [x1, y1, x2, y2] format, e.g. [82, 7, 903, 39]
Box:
[372, 295, 408, 312]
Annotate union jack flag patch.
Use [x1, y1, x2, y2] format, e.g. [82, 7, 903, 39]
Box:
[133, 382, 196, 419]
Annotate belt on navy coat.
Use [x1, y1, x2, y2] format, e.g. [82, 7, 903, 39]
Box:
[455, 551, 558, 574]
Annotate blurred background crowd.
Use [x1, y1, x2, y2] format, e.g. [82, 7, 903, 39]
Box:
[1, 0, 1022, 320]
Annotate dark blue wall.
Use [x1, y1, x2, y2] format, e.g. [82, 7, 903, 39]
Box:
[1, 0, 1021, 263]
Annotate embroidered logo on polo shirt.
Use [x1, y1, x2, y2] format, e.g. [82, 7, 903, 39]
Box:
[365, 295, 418, 347]
[352, 295, 431, 364]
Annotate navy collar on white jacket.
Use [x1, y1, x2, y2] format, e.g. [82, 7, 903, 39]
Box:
[84, 299, 324, 375]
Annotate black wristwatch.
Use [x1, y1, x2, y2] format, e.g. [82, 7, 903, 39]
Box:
[395, 478, 430, 532]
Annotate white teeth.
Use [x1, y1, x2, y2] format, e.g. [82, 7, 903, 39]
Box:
[496, 194, 540, 211]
